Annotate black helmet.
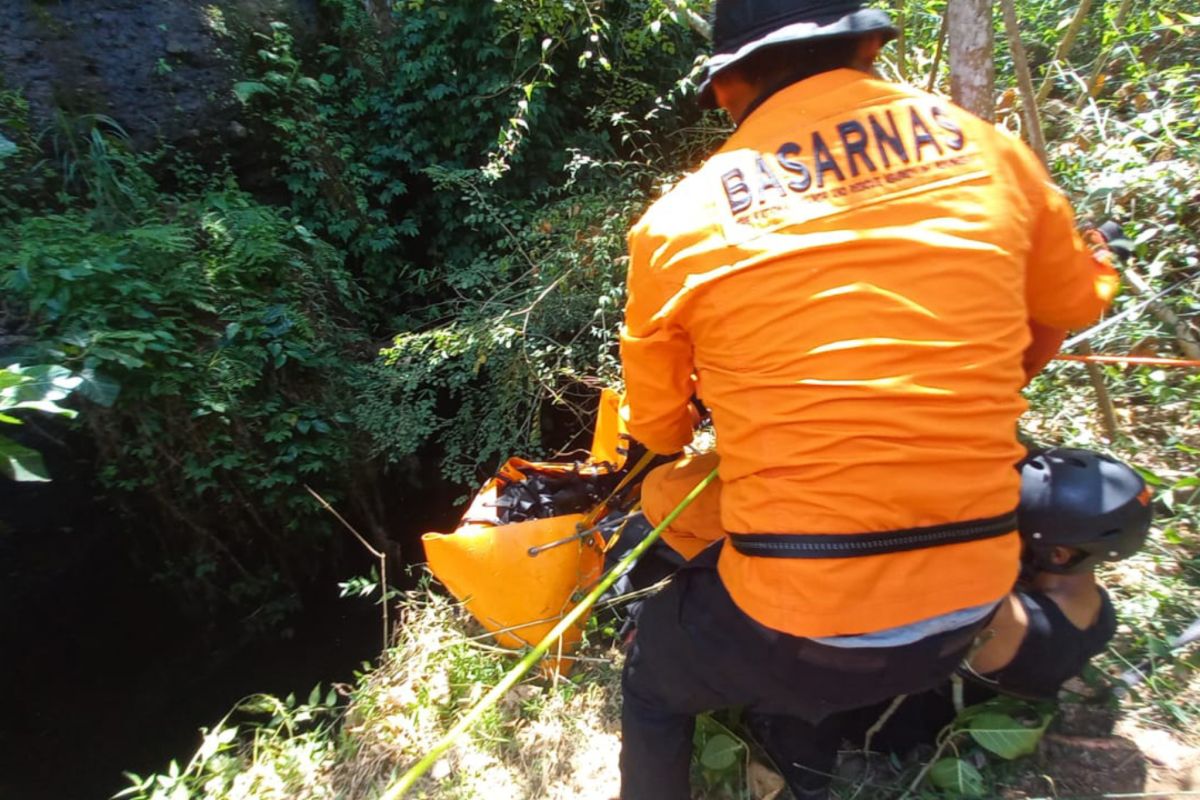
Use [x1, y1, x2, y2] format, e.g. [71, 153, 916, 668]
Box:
[698, 0, 898, 108]
[1018, 448, 1153, 574]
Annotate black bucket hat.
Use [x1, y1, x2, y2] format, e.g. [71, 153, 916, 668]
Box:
[697, 0, 898, 108]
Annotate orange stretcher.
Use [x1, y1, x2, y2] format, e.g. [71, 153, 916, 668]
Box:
[422, 388, 631, 672]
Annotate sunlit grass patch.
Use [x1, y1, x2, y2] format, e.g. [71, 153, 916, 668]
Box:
[335, 586, 628, 800]
[118, 583, 628, 800]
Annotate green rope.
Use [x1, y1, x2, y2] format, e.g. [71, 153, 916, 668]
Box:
[379, 466, 720, 800]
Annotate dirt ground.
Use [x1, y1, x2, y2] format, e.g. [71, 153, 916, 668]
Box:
[993, 700, 1200, 799]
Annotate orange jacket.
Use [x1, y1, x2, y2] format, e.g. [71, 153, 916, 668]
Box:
[620, 69, 1117, 637]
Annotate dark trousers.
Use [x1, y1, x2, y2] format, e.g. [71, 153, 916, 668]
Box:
[619, 545, 987, 800]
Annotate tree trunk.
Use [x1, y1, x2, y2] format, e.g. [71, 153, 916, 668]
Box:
[947, 0, 995, 121]
[894, 0, 909, 81]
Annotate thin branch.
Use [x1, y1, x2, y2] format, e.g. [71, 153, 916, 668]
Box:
[593, 575, 673, 611]
[1062, 277, 1194, 349]
[862, 693, 908, 754]
[927, 11, 950, 93]
[668, 0, 712, 40]
[999, 0, 1049, 161]
[305, 484, 390, 651]
[1119, 270, 1200, 359]
[901, 730, 960, 799]
[1035, 0, 1095, 104]
[458, 614, 574, 645]
[305, 485, 384, 558]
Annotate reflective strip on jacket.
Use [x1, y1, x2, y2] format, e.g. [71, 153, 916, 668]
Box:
[620, 69, 1117, 637]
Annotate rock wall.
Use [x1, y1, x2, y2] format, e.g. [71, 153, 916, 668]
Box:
[0, 0, 317, 157]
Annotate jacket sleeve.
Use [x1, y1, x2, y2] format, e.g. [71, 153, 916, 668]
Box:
[1022, 320, 1067, 384]
[619, 219, 696, 455]
[1024, 176, 1119, 330]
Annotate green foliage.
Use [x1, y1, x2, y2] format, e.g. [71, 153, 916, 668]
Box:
[963, 710, 1046, 759]
[110, 586, 633, 800]
[234, 1, 700, 293]
[957, 700, 1053, 760]
[0, 87, 57, 222]
[355, 163, 641, 480]
[224, 1, 711, 480]
[928, 756, 985, 797]
[338, 565, 401, 605]
[918, 695, 1054, 798]
[1095, 454, 1199, 731]
[699, 731, 742, 771]
[116, 688, 343, 800]
[0, 0, 716, 619]
[0, 364, 82, 481]
[692, 713, 749, 798]
[1, 138, 366, 618]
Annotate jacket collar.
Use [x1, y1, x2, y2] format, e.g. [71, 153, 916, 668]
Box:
[732, 68, 879, 133]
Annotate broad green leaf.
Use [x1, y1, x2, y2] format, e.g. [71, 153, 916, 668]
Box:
[233, 81, 274, 103]
[0, 132, 16, 161]
[5, 399, 77, 418]
[0, 370, 23, 391]
[967, 711, 1046, 759]
[928, 757, 984, 797]
[699, 733, 741, 771]
[1, 364, 81, 404]
[0, 436, 51, 481]
[78, 368, 121, 407]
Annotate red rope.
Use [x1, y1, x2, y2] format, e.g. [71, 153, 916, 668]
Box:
[1055, 354, 1200, 368]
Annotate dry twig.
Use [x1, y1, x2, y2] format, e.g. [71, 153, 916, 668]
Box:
[1035, 0, 1095, 104]
[305, 484, 391, 651]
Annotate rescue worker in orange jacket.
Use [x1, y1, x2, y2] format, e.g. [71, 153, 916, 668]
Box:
[617, 2, 1118, 798]
[746, 448, 1153, 797]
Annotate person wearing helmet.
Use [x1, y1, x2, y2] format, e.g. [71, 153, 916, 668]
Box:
[750, 448, 1153, 795]
[617, 0, 1119, 797]
[958, 447, 1152, 697]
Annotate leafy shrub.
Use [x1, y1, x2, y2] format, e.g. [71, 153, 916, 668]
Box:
[0, 363, 84, 481]
[1, 0, 719, 619]
[222, 0, 718, 484]
[232, 0, 708, 298]
[2, 156, 367, 619]
[354, 160, 643, 481]
[0, 87, 57, 223]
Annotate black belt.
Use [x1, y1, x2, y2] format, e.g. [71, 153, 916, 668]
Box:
[728, 510, 1017, 559]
